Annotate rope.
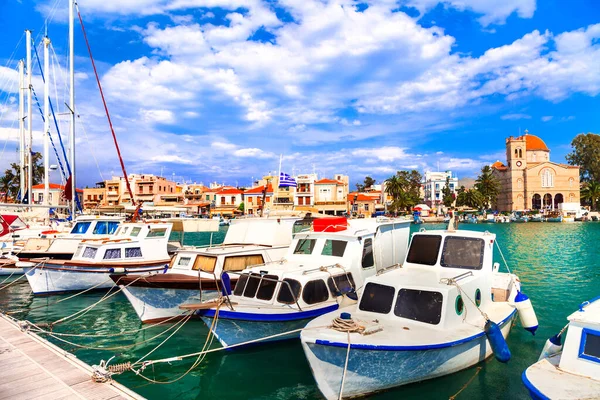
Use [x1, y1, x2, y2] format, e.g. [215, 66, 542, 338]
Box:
[7, 276, 114, 315]
[440, 277, 489, 322]
[494, 240, 513, 274]
[449, 366, 482, 400]
[0, 259, 46, 292]
[331, 317, 365, 334]
[75, 2, 135, 206]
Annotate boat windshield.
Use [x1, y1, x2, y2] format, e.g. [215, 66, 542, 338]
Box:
[294, 238, 316, 254]
[71, 221, 91, 234]
[358, 282, 395, 314]
[93, 221, 120, 235]
[321, 240, 347, 257]
[406, 235, 442, 265]
[394, 288, 443, 325]
[440, 237, 484, 270]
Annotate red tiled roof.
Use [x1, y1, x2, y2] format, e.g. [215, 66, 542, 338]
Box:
[349, 193, 380, 202]
[216, 188, 243, 195]
[244, 183, 273, 194]
[32, 183, 83, 193]
[315, 179, 344, 184]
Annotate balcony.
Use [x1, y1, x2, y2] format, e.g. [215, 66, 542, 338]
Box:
[314, 201, 347, 206]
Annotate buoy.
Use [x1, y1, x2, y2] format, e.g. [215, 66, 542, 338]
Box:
[484, 319, 511, 363]
[538, 333, 563, 361]
[514, 291, 538, 335]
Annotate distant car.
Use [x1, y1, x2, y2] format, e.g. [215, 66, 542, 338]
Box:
[358, 214, 366, 218]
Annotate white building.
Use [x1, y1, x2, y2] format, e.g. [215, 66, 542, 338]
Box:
[294, 173, 318, 207]
[423, 170, 458, 210]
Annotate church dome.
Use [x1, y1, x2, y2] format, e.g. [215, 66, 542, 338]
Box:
[521, 134, 549, 151]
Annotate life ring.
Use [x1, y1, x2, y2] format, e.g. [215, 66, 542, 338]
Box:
[41, 230, 61, 235]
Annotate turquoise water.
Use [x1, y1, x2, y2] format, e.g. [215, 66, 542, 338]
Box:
[0, 223, 598, 399]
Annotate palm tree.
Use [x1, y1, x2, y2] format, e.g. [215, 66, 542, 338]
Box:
[581, 181, 600, 210]
[0, 171, 16, 202]
[459, 189, 484, 209]
[475, 165, 500, 209]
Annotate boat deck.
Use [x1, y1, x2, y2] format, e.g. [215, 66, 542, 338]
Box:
[0, 313, 144, 400]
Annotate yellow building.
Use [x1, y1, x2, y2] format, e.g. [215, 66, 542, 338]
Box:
[491, 132, 580, 212]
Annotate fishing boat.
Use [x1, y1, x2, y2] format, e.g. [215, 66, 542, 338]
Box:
[197, 217, 412, 348]
[300, 225, 538, 399]
[529, 214, 544, 222]
[545, 211, 563, 223]
[13, 215, 123, 260]
[113, 217, 297, 323]
[511, 212, 529, 223]
[0, 254, 21, 276]
[21, 221, 173, 294]
[522, 296, 600, 399]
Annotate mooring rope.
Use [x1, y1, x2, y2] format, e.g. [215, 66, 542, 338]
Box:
[0, 259, 46, 292]
[449, 366, 482, 400]
[494, 240, 513, 274]
[339, 331, 351, 400]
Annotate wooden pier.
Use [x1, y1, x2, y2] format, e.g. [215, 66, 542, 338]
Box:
[0, 314, 144, 400]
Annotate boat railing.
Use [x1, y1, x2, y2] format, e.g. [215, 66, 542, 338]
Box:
[219, 270, 304, 312]
[301, 263, 346, 275]
[441, 271, 474, 285]
[376, 263, 402, 276]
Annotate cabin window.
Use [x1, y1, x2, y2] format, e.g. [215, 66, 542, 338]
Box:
[475, 289, 482, 307]
[148, 228, 167, 238]
[394, 289, 443, 325]
[294, 238, 316, 254]
[130, 227, 141, 237]
[71, 221, 91, 234]
[276, 278, 302, 304]
[579, 328, 600, 363]
[241, 273, 261, 298]
[359, 282, 395, 314]
[321, 240, 347, 257]
[256, 274, 278, 301]
[440, 237, 484, 270]
[455, 295, 464, 315]
[233, 274, 248, 296]
[192, 256, 217, 272]
[103, 249, 121, 259]
[125, 247, 142, 258]
[82, 247, 97, 259]
[327, 273, 355, 296]
[93, 221, 120, 235]
[302, 279, 329, 304]
[361, 238, 374, 268]
[177, 257, 192, 267]
[223, 255, 265, 271]
[406, 235, 442, 265]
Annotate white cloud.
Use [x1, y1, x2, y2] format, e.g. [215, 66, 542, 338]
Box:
[501, 113, 531, 120]
[140, 109, 175, 124]
[151, 155, 193, 164]
[233, 147, 276, 158]
[211, 141, 237, 150]
[541, 115, 553, 122]
[351, 147, 411, 162]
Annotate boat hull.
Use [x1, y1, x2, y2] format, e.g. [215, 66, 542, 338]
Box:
[121, 286, 217, 323]
[23, 263, 167, 295]
[302, 311, 516, 400]
[200, 304, 339, 348]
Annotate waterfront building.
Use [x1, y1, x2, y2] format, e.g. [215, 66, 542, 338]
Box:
[32, 183, 83, 207]
[491, 132, 580, 212]
[423, 170, 458, 211]
[243, 183, 273, 215]
[82, 182, 106, 209]
[314, 174, 349, 215]
[98, 174, 179, 208]
[212, 187, 244, 216]
[294, 173, 317, 210]
[347, 191, 383, 216]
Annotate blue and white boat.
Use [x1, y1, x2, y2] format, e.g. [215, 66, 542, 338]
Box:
[301, 226, 537, 399]
[198, 217, 412, 348]
[522, 297, 600, 399]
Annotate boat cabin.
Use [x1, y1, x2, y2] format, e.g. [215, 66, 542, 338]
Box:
[72, 221, 173, 264]
[228, 217, 412, 311]
[352, 229, 512, 330]
[559, 299, 600, 378]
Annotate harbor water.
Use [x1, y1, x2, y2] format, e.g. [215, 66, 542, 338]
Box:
[1, 222, 598, 399]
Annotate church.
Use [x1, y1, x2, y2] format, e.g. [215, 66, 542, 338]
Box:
[491, 131, 580, 212]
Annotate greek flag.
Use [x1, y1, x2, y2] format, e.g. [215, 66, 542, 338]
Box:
[279, 172, 297, 187]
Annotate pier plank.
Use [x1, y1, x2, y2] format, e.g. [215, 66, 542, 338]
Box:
[0, 314, 144, 400]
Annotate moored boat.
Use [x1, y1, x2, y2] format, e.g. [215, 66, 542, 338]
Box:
[114, 217, 297, 323]
[198, 217, 412, 348]
[522, 297, 600, 399]
[21, 221, 173, 294]
[300, 227, 537, 399]
[545, 211, 563, 222]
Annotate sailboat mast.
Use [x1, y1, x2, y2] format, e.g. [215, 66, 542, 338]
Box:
[26, 30, 32, 205]
[69, 0, 76, 217]
[18, 60, 25, 202]
[43, 36, 50, 207]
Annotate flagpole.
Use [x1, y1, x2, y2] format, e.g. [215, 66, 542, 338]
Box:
[277, 154, 282, 188]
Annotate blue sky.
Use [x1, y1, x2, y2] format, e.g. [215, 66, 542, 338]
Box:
[0, 0, 599, 188]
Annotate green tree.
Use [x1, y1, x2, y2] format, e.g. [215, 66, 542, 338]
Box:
[385, 170, 423, 212]
[0, 170, 16, 202]
[441, 177, 454, 207]
[356, 176, 377, 192]
[475, 165, 500, 209]
[456, 189, 484, 209]
[581, 181, 600, 211]
[238, 202, 245, 212]
[0, 152, 45, 201]
[566, 133, 600, 182]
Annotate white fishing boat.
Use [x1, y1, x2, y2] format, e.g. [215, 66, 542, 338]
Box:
[197, 217, 411, 348]
[522, 296, 600, 399]
[113, 217, 296, 323]
[0, 254, 21, 276]
[300, 225, 538, 399]
[21, 221, 173, 294]
[14, 215, 123, 260]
